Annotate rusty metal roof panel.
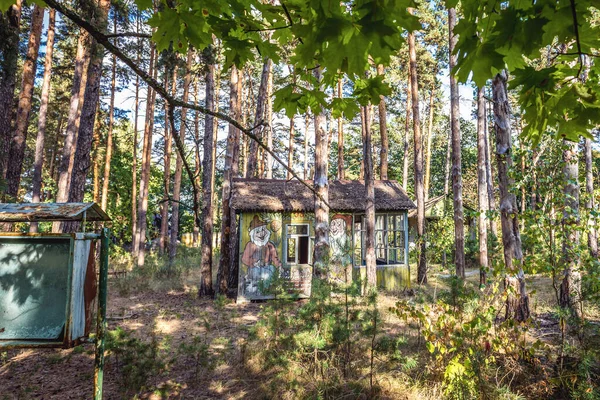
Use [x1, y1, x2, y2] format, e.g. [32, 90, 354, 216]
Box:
[0, 203, 110, 222]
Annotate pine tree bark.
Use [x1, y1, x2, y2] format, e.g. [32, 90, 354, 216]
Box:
[377, 65, 388, 181]
[159, 66, 174, 256]
[131, 15, 141, 257]
[217, 65, 242, 296]
[304, 113, 310, 180]
[264, 61, 274, 179]
[444, 127, 451, 196]
[193, 77, 201, 246]
[100, 15, 118, 211]
[402, 61, 411, 191]
[5, 4, 44, 202]
[493, 71, 529, 322]
[199, 58, 216, 297]
[54, 29, 91, 209]
[424, 83, 436, 199]
[91, 102, 101, 204]
[409, 29, 427, 284]
[136, 44, 157, 265]
[363, 105, 376, 288]
[0, 0, 22, 183]
[485, 87, 498, 237]
[63, 0, 111, 233]
[584, 138, 598, 258]
[476, 87, 489, 285]
[170, 51, 193, 264]
[30, 8, 56, 233]
[560, 141, 582, 320]
[449, 7, 465, 278]
[337, 78, 344, 180]
[312, 67, 329, 280]
[246, 58, 272, 178]
[287, 116, 295, 180]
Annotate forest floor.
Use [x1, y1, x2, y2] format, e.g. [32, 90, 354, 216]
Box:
[1, 260, 598, 399]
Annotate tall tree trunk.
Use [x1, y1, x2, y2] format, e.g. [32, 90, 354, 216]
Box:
[485, 86, 498, 237]
[159, 66, 174, 256]
[584, 138, 598, 258]
[30, 8, 55, 233]
[193, 77, 201, 246]
[136, 44, 157, 266]
[170, 50, 193, 264]
[5, 4, 44, 202]
[363, 105, 376, 288]
[337, 78, 344, 180]
[312, 67, 329, 279]
[448, 7, 465, 278]
[264, 62, 274, 178]
[304, 113, 310, 180]
[54, 29, 91, 208]
[287, 116, 295, 179]
[493, 71, 529, 322]
[131, 14, 141, 257]
[444, 126, 451, 196]
[91, 102, 101, 204]
[402, 61, 411, 191]
[0, 0, 22, 183]
[424, 83, 436, 199]
[246, 58, 272, 178]
[409, 28, 427, 284]
[477, 87, 489, 286]
[217, 65, 242, 296]
[377, 65, 388, 181]
[63, 0, 111, 233]
[199, 57, 216, 297]
[101, 15, 118, 211]
[560, 141, 582, 320]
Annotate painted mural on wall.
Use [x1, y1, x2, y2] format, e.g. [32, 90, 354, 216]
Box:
[239, 214, 282, 298]
[329, 213, 353, 284]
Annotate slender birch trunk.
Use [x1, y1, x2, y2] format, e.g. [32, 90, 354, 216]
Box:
[424, 83, 436, 199]
[5, 5, 44, 202]
[337, 78, 344, 180]
[402, 61, 411, 191]
[30, 8, 55, 233]
[304, 113, 310, 180]
[493, 71, 529, 322]
[584, 138, 598, 258]
[287, 116, 295, 179]
[449, 7, 465, 278]
[377, 65, 388, 181]
[485, 86, 498, 237]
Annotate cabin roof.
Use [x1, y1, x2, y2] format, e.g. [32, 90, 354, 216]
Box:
[0, 202, 111, 222]
[231, 179, 416, 212]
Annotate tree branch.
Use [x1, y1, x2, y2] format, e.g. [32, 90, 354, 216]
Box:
[105, 32, 152, 38]
[43, 0, 330, 209]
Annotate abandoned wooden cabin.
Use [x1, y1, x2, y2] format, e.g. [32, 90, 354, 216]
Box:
[230, 179, 416, 301]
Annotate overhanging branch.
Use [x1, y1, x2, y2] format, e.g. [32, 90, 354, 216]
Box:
[43, 0, 330, 209]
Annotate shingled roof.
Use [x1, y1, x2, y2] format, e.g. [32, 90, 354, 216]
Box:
[230, 179, 416, 212]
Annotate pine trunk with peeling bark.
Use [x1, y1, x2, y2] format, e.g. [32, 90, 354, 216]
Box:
[337, 79, 344, 180]
[424, 83, 435, 199]
[265, 62, 273, 179]
[312, 68, 330, 280]
[584, 138, 598, 258]
[92, 102, 101, 204]
[402, 61, 411, 191]
[5, 4, 44, 202]
[131, 16, 141, 257]
[493, 71, 529, 322]
[193, 78, 201, 246]
[217, 65, 242, 296]
[63, 0, 111, 233]
[30, 8, 55, 233]
[449, 7, 465, 278]
[363, 105, 376, 288]
[377, 65, 388, 181]
[159, 66, 174, 256]
[200, 60, 216, 297]
[0, 0, 22, 184]
[136, 44, 157, 266]
[409, 29, 427, 284]
[246, 59, 271, 178]
[170, 51, 193, 264]
[477, 87, 489, 286]
[101, 16, 118, 212]
[560, 141, 582, 320]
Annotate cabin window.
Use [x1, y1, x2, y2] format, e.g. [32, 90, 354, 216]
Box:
[353, 213, 406, 266]
[286, 224, 311, 265]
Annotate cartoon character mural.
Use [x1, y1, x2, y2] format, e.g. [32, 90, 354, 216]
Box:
[329, 214, 353, 284]
[240, 215, 282, 297]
